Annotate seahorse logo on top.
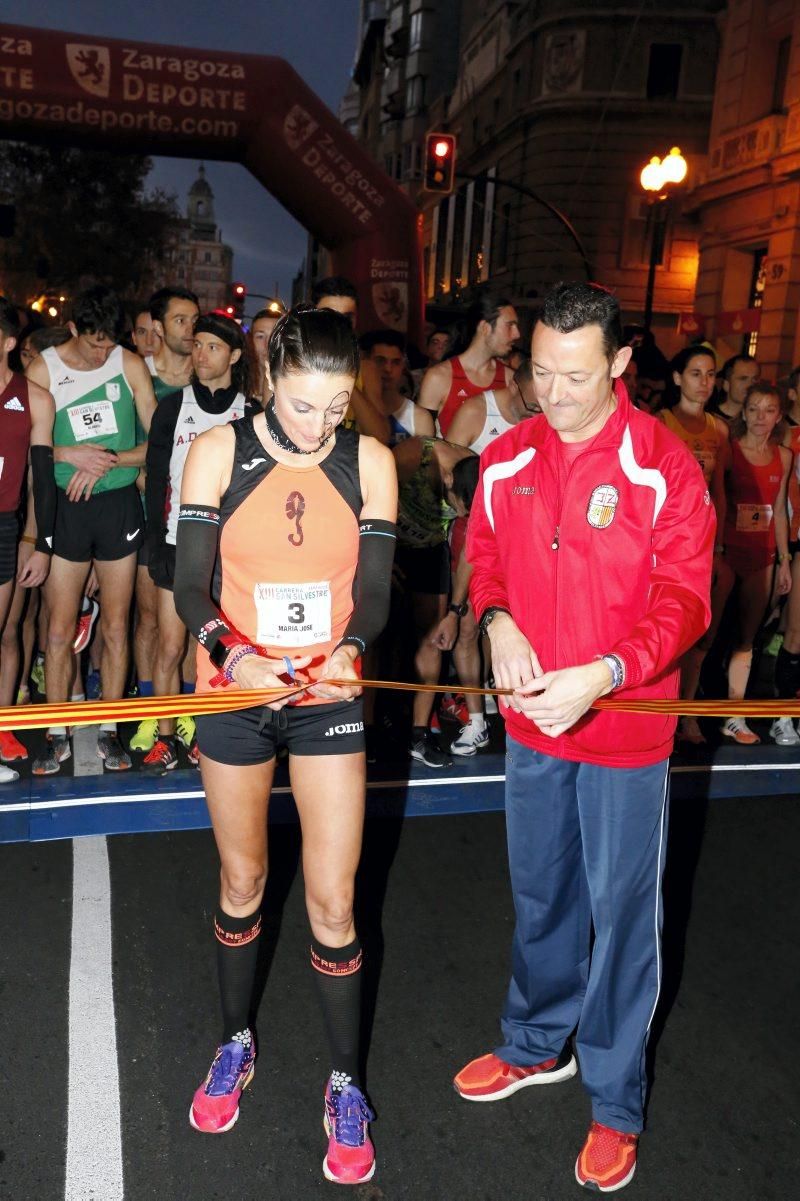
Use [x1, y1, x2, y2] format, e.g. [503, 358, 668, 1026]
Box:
[66, 45, 111, 98]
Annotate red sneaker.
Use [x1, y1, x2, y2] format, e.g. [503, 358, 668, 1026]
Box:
[0, 730, 28, 762]
[575, 1121, 638, 1192]
[73, 597, 100, 653]
[453, 1047, 577, 1101]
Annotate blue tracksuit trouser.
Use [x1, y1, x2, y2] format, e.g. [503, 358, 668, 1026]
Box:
[496, 737, 670, 1133]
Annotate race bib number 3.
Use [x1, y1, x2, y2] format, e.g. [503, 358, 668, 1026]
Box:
[254, 580, 332, 647]
[68, 400, 119, 442]
[736, 503, 773, 533]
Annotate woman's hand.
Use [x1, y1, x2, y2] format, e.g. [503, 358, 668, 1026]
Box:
[231, 653, 312, 710]
[776, 559, 792, 596]
[308, 644, 362, 701]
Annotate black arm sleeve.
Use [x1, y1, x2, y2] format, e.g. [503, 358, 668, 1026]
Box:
[336, 519, 396, 656]
[144, 395, 181, 555]
[30, 444, 56, 554]
[173, 504, 233, 656]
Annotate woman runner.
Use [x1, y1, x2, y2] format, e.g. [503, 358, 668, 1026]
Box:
[694, 382, 791, 745]
[173, 306, 397, 1184]
[658, 347, 728, 743]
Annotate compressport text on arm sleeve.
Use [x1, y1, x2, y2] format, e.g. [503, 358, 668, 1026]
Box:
[30, 445, 56, 554]
[173, 504, 241, 662]
[335, 519, 396, 656]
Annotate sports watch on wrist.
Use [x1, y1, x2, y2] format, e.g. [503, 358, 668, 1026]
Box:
[479, 606, 511, 636]
[448, 600, 469, 618]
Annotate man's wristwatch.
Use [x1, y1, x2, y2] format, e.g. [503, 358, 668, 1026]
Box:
[479, 606, 511, 636]
[448, 600, 469, 618]
[600, 653, 625, 691]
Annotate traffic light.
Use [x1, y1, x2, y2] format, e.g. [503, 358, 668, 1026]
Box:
[423, 133, 456, 194]
[229, 281, 246, 319]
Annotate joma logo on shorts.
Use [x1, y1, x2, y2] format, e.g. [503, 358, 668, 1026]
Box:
[323, 722, 364, 736]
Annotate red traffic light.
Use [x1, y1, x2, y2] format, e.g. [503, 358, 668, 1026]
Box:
[232, 282, 246, 297]
[423, 132, 456, 194]
[225, 305, 236, 316]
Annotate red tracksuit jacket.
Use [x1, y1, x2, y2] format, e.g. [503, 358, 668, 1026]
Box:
[467, 384, 716, 768]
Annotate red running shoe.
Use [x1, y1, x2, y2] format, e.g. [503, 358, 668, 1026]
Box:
[453, 1045, 577, 1101]
[440, 692, 469, 725]
[575, 1121, 638, 1192]
[323, 1076, 376, 1184]
[190, 1031, 255, 1134]
[0, 730, 28, 762]
[73, 597, 100, 653]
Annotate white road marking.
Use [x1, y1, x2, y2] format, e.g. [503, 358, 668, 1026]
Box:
[65, 836, 124, 1201]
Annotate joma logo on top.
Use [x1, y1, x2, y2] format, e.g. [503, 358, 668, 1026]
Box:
[122, 49, 245, 83]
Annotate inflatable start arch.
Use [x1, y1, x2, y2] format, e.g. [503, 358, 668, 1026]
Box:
[0, 23, 424, 343]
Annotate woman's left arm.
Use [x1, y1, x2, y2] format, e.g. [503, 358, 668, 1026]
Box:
[311, 437, 399, 700]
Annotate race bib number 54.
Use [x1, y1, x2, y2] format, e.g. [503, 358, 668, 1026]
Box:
[254, 580, 332, 647]
[68, 400, 119, 442]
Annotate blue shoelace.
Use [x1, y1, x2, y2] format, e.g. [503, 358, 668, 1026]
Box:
[327, 1086, 373, 1147]
[206, 1042, 251, 1096]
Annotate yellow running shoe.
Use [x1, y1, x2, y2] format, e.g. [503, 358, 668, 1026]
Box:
[130, 718, 159, 753]
[176, 714, 196, 749]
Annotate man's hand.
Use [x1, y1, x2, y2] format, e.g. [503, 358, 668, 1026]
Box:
[429, 611, 458, 651]
[309, 644, 362, 701]
[65, 468, 103, 502]
[60, 444, 117, 475]
[17, 547, 50, 588]
[487, 613, 543, 711]
[514, 660, 614, 737]
[231, 653, 313, 711]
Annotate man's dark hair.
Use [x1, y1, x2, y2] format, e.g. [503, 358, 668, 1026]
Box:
[252, 307, 284, 323]
[451, 454, 480, 512]
[268, 304, 359, 382]
[359, 328, 406, 356]
[0, 295, 21, 338]
[193, 312, 249, 395]
[465, 292, 514, 342]
[720, 352, 757, 382]
[72, 285, 125, 341]
[24, 325, 72, 354]
[311, 276, 358, 306]
[149, 286, 199, 326]
[538, 282, 622, 361]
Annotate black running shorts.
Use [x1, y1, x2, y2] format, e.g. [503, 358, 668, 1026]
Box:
[0, 511, 19, 585]
[195, 697, 366, 765]
[53, 484, 144, 562]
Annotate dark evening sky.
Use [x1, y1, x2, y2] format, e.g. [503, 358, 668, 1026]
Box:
[15, 1, 360, 304]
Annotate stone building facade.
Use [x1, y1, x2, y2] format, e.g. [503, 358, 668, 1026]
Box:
[687, 0, 800, 377]
[342, 0, 722, 355]
[145, 165, 233, 314]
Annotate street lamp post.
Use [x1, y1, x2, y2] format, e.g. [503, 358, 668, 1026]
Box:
[639, 147, 687, 333]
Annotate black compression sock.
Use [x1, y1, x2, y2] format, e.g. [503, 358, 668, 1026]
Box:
[215, 906, 262, 1043]
[775, 646, 800, 697]
[310, 937, 363, 1090]
[412, 725, 429, 741]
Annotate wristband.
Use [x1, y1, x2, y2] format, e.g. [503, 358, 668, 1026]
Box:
[778, 553, 792, 563]
[222, 644, 260, 684]
[20, 535, 36, 546]
[449, 600, 469, 618]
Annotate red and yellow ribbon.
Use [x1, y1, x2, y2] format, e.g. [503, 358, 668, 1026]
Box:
[1, 679, 799, 734]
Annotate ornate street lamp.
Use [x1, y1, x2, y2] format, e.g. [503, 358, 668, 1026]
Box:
[639, 147, 688, 331]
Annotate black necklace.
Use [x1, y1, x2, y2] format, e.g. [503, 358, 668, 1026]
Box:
[264, 397, 333, 456]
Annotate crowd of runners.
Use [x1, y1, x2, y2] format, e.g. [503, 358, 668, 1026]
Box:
[1, 272, 797, 1190]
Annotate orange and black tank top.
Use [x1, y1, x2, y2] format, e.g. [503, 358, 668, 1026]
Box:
[438, 356, 507, 437]
[661, 408, 723, 485]
[195, 415, 362, 705]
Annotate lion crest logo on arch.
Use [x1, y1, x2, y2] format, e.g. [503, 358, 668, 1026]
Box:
[66, 45, 111, 98]
[283, 105, 318, 151]
[586, 484, 619, 530]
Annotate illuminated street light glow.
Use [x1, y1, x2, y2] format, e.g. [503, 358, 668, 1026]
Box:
[660, 146, 687, 184]
[640, 157, 665, 192]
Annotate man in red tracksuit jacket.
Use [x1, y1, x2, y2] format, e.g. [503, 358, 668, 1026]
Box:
[453, 283, 715, 1193]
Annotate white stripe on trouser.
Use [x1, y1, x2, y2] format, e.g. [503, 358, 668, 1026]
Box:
[645, 767, 670, 1037]
[65, 836, 124, 1201]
